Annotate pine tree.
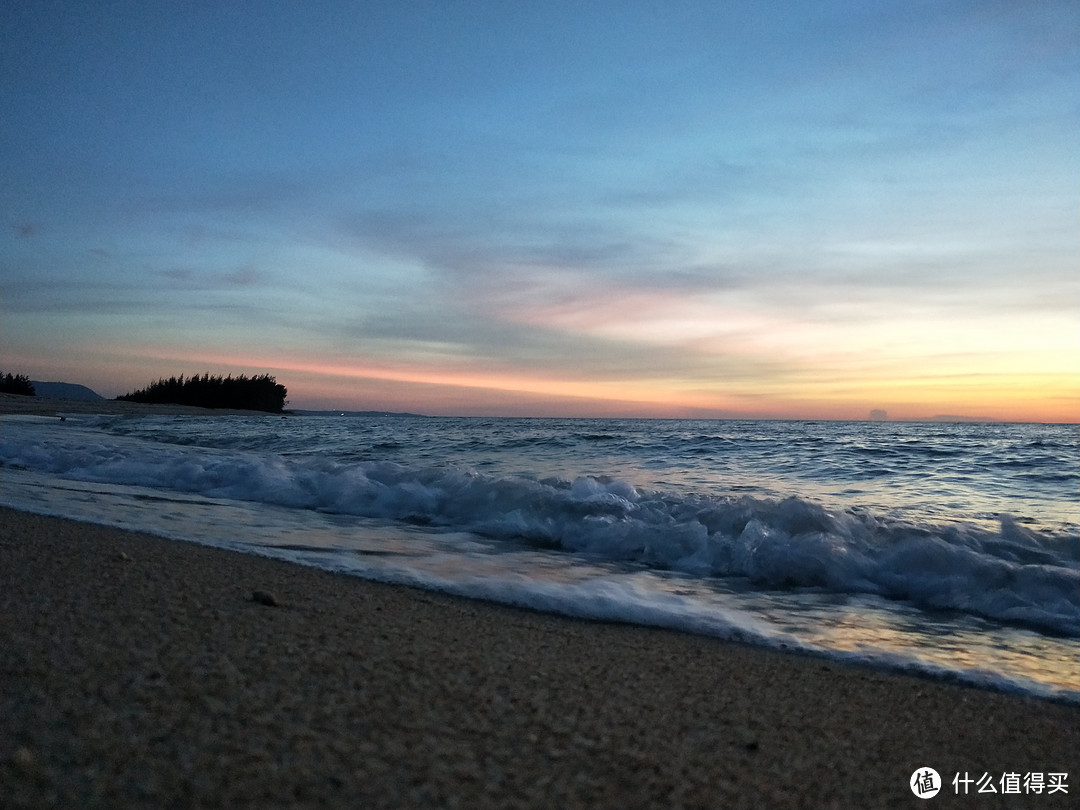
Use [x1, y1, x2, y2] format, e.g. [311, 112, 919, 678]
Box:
[116, 373, 287, 412]
[0, 372, 36, 396]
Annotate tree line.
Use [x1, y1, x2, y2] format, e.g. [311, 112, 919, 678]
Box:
[116, 373, 288, 413]
[0, 372, 36, 396]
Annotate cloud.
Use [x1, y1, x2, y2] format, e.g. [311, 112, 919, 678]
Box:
[158, 266, 266, 289]
[137, 172, 314, 217]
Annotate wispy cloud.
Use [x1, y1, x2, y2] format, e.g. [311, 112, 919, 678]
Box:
[158, 266, 267, 289]
[2, 2, 1076, 419]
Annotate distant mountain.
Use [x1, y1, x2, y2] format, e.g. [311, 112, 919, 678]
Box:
[31, 381, 105, 401]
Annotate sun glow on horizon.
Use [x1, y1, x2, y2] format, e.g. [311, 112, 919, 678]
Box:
[3, 4, 1076, 424]
[60, 338, 1077, 423]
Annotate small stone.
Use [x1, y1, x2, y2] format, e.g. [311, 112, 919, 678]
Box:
[118, 551, 132, 562]
[13, 747, 35, 770]
[252, 590, 279, 607]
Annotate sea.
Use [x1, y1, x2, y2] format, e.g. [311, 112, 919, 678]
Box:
[2, 413, 1077, 702]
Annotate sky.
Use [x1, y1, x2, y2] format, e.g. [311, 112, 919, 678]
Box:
[2, 1, 1077, 421]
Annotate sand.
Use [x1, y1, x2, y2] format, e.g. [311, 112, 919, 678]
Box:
[1, 508, 1077, 809]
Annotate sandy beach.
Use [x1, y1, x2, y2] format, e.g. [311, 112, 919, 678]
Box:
[1, 505, 1077, 809]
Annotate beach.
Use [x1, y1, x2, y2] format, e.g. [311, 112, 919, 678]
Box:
[2, 506, 1078, 809]
[2, 396, 1078, 807]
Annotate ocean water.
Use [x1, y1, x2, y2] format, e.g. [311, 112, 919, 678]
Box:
[2, 413, 1077, 702]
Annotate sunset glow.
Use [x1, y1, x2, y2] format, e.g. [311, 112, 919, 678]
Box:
[2, 2, 1077, 421]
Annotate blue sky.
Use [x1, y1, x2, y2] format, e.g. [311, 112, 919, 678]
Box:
[2, 1, 1077, 419]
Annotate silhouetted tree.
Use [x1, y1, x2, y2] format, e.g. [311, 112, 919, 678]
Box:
[117, 373, 287, 413]
[0, 371, 36, 396]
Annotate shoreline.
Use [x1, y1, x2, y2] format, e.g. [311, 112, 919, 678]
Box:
[2, 507, 1077, 808]
[0, 393, 291, 418]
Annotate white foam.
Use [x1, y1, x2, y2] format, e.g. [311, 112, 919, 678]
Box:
[2, 419, 1077, 642]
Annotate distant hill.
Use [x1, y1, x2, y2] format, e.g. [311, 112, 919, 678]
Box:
[31, 381, 105, 401]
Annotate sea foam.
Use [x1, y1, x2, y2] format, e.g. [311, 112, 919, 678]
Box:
[2, 419, 1076, 637]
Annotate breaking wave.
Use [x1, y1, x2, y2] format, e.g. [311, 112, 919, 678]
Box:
[3, 425, 1076, 637]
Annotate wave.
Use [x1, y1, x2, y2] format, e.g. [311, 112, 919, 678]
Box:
[3, 427, 1077, 638]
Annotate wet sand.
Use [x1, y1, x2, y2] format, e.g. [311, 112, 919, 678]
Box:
[1, 507, 1077, 808]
